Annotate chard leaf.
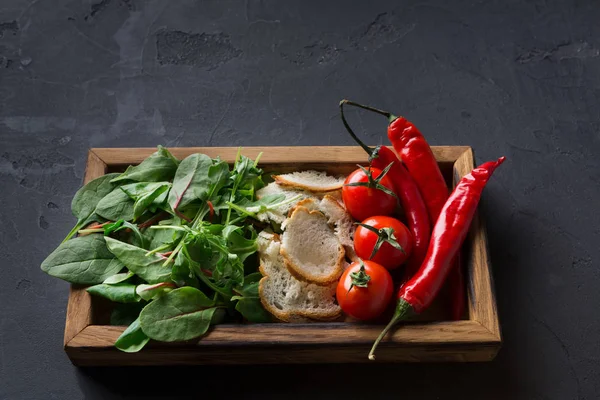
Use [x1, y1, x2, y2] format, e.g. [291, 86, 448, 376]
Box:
[168, 154, 229, 211]
[139, 287, 220, 342]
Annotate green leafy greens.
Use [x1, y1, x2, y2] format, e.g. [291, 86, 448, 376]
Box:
[41, 147, 273, 352]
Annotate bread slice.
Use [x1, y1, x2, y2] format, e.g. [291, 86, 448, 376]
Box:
[290, 196, 358, 262]
[273, 170, 345, 192]
[257, 232, 341, 322]
[280, 206, 345, 285]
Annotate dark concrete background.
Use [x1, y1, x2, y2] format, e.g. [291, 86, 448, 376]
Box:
[1, 0, 599, 399]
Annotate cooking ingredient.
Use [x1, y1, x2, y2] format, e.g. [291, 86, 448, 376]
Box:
[257, 232, 341, 322]
[111, 145, 179, 183]
[342, 165, 397, 222]
[368, 157, 505, 360]
[114, 317, 150, 353]
[41, 147, 275, 353]
[139, 287, 222, 342]
[354, 216, 413, 270]
[273, 170, 345, 192]
[86, 283, 140, 303]
[340, 100, 430, 274]
[294, 196, 357, 261]
[342, 101, 448, 222]
[63, 173, 121, 243]
[280, 206, 345, 284]
[41, 234, 125, 285]
[336, 259, 393, 321]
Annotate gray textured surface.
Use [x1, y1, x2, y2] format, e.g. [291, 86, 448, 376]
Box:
[1, 0, 599, 399]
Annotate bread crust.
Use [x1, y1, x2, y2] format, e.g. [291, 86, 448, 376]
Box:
[273, 171, 344, 192]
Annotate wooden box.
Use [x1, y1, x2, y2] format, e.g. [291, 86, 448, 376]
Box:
[64, 146, 501, 366]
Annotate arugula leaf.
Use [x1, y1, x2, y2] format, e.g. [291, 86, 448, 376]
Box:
[96, 188, 135, 221]
[115, 317, 150, 353]
[139, 287, 221, 342]
[41, 235, 125, 284]
[111, 302, 145, 326]
[222, 225, 258, 262]
[105, 237, 172, 284]
[111, 146, 179, 183]
[87, 283, 140, 303]
[63, 173, 121, 242]
[171, 251, 200, 288]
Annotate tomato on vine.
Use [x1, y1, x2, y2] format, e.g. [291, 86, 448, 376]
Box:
[354, 216, 413, 270]
[342, 164, 397, 222]
[336, 259, 393, 321]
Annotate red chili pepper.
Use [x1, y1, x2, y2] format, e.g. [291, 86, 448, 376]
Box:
[368, 157, 505, 360]
[342, 101, 448, 222]
[340, 101, 431, 273]
[342, 100, 464, 318]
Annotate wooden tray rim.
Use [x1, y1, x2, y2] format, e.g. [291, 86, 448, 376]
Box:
[63, 146, 501, 364]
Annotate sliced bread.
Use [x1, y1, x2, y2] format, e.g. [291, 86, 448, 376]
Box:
[273, 170, 345, 192]
[257, 232, 341, 322]
[291, 196, 358, 262]
[280, 206, 345, 285]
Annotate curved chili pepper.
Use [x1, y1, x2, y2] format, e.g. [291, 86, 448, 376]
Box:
[343, 100, 466, 319]
[340, 101, 431, 273]
[368, 156, 505, 360]
[342, 101, 448, 223]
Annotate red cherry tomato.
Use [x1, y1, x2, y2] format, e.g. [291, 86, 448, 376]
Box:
[354, 216, 413, 270]
[336, 260, 394, 321]
[342, 166, 397, 221]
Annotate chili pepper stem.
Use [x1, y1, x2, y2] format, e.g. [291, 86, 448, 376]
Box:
[368, 298, 412, 360]
[342, 100, 398, 124]
[339, 100, 374, 158]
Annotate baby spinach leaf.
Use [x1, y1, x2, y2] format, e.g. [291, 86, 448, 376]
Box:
[136, 282, 176, 301]
[111, 146, 179, 183]
[234, 271, 262, 297]
[103, 271, 135, 284]
[139, 287, 220, 342]
[41, 235, 125, 284]
[87, 283, 140, 303]
[121, 182, 171, 220]
[235, 298, 272, 323]
[63, 173, 121, 242]
[111, 302, 145, 326]
[96, 188, 135, 221]
[232, 272, 270, 322]
[105, 237, 171, 284]
[115, 317, 150, 353]
[147, 227, 182, 250]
